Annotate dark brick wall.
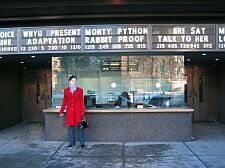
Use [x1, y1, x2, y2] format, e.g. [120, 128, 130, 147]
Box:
[185, 65, 218, 121]
[218, 64, 225, 124]
[0, 65, 21, 130]
[21, 67, 51, 122]
[0, 65, 51, 129]
[45, 111, 192, 142]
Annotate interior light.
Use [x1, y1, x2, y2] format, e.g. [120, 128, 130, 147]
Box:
[155, 83, 161, 88]
[202, 53, 207, 56]
[31, 55, 36, 58]
[111, 0, 125, 4]
[20, 61, 24, 64]
[187, 58, 191, 61]
[0, 56, 2, 59]
[111, 82, 117, 88]
[215, 58, 219, 61]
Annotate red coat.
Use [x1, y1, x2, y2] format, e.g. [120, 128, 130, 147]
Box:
[59, 87, 85, 126]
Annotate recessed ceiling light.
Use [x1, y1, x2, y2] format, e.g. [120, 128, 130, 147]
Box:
[215, 58, 219, 61]
[202, 53, 207, 56]
[31, 55, 36, 58]
[20, 61, 24, 64]
[187, 58, 191, 61]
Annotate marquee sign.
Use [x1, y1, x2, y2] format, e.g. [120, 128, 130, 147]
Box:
[152, 25, 215, 51]
[0, 24, 224, 55]
[19, 26, 82, 53]
[217, 25, 225, 50]
[83, 25, 149, 52]
[0, 28, 18, 54]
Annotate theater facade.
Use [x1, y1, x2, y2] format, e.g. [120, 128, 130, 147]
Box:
[0, 1, 225, 141]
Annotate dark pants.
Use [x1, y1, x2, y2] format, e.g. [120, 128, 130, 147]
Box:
[69, 126, 84, 145]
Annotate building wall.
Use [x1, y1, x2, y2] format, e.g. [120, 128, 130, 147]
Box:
[185, 63, 225, 123]
[45, 111, 192, 142]
[0, 65, 21, 130]
[0, 64, 52, 129]
[218, 64, 225, 124]
[21, 67, 52, 122]
[185, 65, 218, 121]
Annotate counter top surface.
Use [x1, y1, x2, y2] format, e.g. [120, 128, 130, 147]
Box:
[43, 107, 193, 113]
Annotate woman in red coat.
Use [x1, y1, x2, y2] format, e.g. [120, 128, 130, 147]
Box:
[59, 75, 85, 148]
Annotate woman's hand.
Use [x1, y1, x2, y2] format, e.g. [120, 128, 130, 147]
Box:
[81, 115, 84, 120]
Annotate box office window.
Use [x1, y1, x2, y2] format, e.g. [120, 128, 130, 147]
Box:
[52, 55, 186, 108]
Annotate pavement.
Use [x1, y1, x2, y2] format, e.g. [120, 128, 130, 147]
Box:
[0, 122, 225, 168]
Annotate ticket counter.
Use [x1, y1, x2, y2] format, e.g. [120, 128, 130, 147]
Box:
[43, 107, 193, 142]
[48, 53, 191, 142]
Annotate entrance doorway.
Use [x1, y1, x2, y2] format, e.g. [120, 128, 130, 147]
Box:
[0, 55, 51, 128]
[185, 56, 219, 122]
[21, 67, 51, 122]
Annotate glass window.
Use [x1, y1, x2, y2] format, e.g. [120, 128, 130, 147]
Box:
[52, 55, 186, 108]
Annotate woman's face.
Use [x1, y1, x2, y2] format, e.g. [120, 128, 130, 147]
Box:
[70, 78, 77, 86]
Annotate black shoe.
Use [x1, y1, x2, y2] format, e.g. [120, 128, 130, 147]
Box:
[81, 144, 85, 148]
[67, 145, 73, 147]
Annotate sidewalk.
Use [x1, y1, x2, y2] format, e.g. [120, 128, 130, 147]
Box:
[0, 122, 225, 168]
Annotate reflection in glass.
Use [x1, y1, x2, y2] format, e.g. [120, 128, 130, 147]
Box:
[52, 55, 185, 108]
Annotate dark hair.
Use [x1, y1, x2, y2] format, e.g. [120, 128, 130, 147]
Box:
[121, 91, 129, 97]
[69, 75, 77, 81]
